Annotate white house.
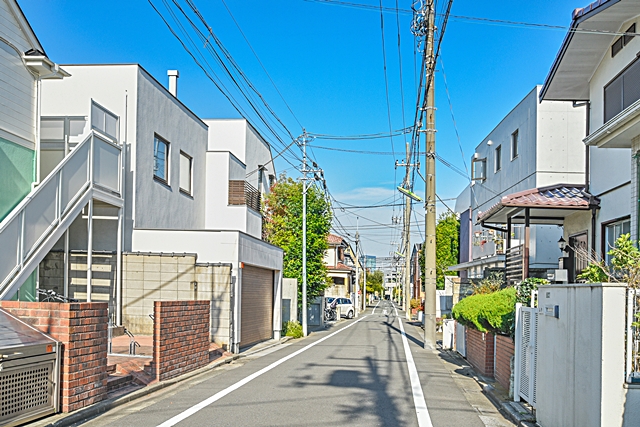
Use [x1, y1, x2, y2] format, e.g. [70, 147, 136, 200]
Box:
[29, 64, 283, 352]
[450, 86, 589, 283]
[540, 0, 634, 267]
[324, 233, 355, 299]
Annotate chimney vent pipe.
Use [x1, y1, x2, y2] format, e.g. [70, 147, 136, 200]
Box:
[168, 70, 179, 97]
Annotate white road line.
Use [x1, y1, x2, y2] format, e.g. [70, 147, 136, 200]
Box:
[156, 315, 370, 427]
[394, 307, 434, 427]
[372, 300, 381, 314]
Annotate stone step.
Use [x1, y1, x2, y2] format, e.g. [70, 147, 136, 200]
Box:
[107, 373, 134, 392]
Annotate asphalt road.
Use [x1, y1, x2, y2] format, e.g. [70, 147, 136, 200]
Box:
[78, 300, 513, 427]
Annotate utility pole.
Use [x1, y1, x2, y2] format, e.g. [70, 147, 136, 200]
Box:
[396, 148, 419, 320]
[298, 130, 322, 337]
[412, 0, 437, 349]
[423, 0, 437, 350]
[355, 218, 360, 316]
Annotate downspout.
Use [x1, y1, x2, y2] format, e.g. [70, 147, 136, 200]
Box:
[585, 101, 590, 193]
[636, 152, 640, 243]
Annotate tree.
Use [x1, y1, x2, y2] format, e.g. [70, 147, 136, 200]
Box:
[419, 211, 460, 290]
[263, 174, 332, 304]
[363, 269, 384, 296]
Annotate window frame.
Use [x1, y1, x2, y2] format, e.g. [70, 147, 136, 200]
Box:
[153, 134, 170, 185]
[511, 129, 519, 160]
[471, 157, 487, 181]
[601, 216, 631, 263]
[179, 150, 193, 196]
[494, 145, 502, 172]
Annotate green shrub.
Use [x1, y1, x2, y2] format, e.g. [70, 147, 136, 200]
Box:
[282, 320, 303, 338]
[515, 277, 549, 307]
[471, 272, 505, 295]
[452, 287, 516, 335]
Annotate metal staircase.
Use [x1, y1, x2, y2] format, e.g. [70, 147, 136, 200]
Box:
[0, 130, 123, 300]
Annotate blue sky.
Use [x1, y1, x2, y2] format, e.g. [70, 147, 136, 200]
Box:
[19, 0, 585, 258]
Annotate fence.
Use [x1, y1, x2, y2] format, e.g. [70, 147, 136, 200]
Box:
[505, 244, 524, 285]
[626, 288, 640, 383]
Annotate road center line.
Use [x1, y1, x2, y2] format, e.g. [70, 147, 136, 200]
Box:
[394, 307, 434, 427]
[156, 315, 370, 427]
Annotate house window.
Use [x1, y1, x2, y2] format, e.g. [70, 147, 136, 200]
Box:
[495, 145, 502, 172]
[604, 56, 640, 122]
[471, 158, 486, 181]
[179, 151, 192, 195]
[611, 24, 636, 57]
[153, 135, 169, 183]
[603, 217, 631, 263]
[511, 130, 519, 160]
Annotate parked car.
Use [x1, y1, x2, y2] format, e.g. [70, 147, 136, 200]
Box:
[325, 297, 354, 319]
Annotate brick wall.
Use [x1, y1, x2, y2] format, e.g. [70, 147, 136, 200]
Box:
[153, 300, 210, 381]
[465, 327, 495, 377]
[0, 301, 108, 413]
[494, 334, 514, 391]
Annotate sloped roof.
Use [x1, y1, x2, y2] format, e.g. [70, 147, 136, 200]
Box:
[540, 0, 640, 101]
[330, 262, 354, 272]
[478, 184, 599, 224]
[327, 234, 344, 245]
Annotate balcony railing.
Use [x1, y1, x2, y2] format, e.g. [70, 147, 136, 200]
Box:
[505, 244, 524, 285]
[228, 180, 261, 213]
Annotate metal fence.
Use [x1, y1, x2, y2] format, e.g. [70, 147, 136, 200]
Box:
[505, 244, 524, 285]
[626, 288, 640, 383]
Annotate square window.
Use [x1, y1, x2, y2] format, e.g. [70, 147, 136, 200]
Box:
[511, 130, 519, 160]
[154, 135, 169, 183]
[180, 151, 192, 195]
[495, 145, 502, 172]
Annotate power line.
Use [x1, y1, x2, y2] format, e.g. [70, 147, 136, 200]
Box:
[378, 0, 396, 161]
[220, 0, 303, 130]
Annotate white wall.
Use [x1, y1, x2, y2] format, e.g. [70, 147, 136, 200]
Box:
[536, 283, 628, 427]
[589, 16, 640, 132]
[42, 65, 210, 249]
[0, 0, 37, 147]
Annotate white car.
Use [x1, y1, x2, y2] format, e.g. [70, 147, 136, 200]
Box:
[327, 297, 355, 319]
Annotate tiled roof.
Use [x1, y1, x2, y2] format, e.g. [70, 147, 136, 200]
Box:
[478, 185, 597, 222]
[327, 234, 344, 245]
[332, 262, 354, 272]
[572, 0, 612, 20]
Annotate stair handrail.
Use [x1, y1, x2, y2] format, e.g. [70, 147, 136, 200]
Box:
[0, 130, 122, 298]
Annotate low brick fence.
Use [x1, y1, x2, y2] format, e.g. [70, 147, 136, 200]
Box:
[494, 334, 514, 391]
[0, 301, 108, 413]
[153, 300, 210, 381]
[465, 327, 495, 377]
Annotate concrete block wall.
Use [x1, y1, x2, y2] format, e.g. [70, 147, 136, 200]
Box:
[122, 253, 232, 349]
[153, 300, 210, 381]
[0, 301, 109, 413]
[465, 327, 495, 377]
[39, 251, 116, 318]
[122, 253, 198, 334]
[494, 334, 514, 392]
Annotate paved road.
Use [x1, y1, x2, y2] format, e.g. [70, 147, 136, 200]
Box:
[79, 300, 513, 427]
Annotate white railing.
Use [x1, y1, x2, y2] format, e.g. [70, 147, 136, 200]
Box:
[0, 131, 122, 300]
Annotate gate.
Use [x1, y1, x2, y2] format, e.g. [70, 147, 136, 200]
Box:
[514, 304, 538, 407]
[455, 321, 466, 357]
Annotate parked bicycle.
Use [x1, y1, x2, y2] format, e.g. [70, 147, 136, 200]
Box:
[37, 288, 78, 303]
[324, 298, 338, 322]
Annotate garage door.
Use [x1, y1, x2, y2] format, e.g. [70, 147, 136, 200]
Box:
[240, 265, 274, 347]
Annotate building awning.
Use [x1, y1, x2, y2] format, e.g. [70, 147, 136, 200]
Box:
[540, 0, 640, 101]
[478, 184, 599, 226]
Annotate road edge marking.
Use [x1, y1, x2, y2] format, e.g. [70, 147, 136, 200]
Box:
[394, 307, 434, 427]
[372, 300, 381, 314]
[156, 315, 370, 427]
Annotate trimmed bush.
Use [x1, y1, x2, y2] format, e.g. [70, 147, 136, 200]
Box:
[452, 287, 516, 335]
[282, 320, 303, 338]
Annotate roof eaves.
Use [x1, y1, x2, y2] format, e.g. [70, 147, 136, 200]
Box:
[539, 0, 620, 102]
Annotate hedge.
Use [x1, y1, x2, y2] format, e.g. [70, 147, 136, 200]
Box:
[451, 287, 516, 335]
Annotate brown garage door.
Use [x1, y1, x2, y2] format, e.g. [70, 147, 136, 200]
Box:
[240, 265, 274, 347]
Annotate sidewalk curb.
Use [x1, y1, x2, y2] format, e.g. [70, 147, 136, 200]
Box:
[31, 336, 295, 427]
